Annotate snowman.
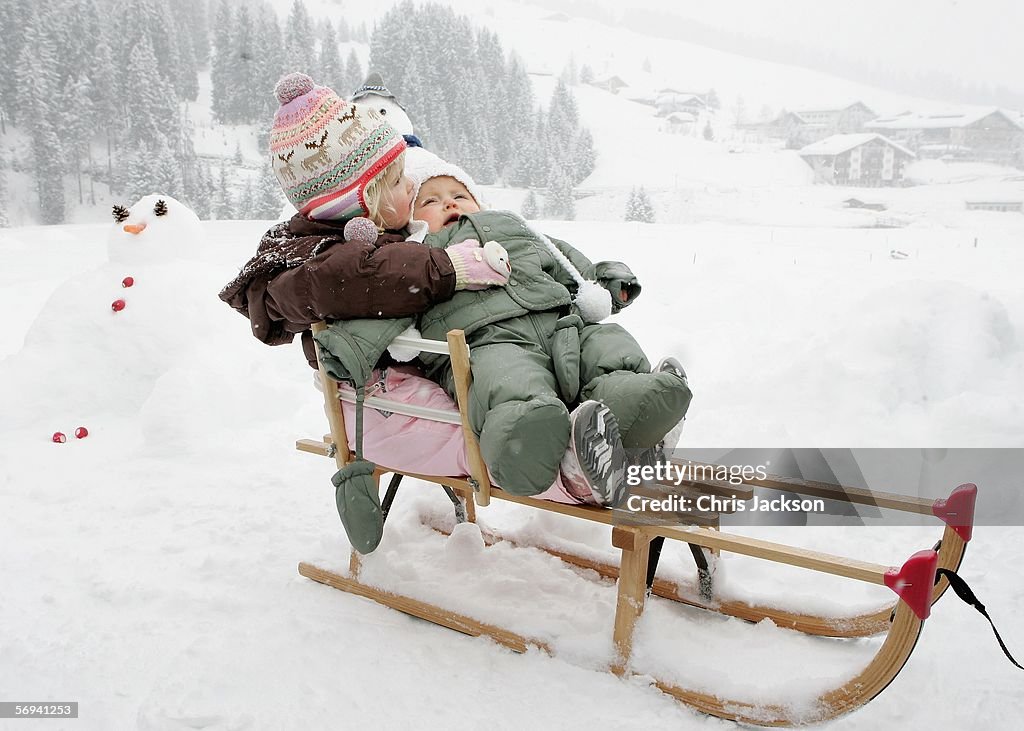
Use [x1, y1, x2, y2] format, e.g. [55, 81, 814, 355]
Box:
[350, 72, 422, 149]
[108, 194, 204, 264]
[1, 194, 228, 433]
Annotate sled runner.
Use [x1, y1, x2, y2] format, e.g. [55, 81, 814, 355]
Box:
[296, 323, 978, 726]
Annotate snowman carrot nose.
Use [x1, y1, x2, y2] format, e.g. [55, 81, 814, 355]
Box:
[123, 223, 147, 235]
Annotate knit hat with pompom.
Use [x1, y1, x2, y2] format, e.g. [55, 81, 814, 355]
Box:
[269, 72, 406, 221]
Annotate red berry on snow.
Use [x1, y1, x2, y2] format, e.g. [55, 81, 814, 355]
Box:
[75, 426, 89, 439]
[122, 276, 134, 288]
[52, 431, 67, 443]
[111, 299, 126, 312]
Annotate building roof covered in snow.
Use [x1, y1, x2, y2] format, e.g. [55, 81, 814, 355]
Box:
[798, 133, 915, 158]
[792, 101, 875, 116]
[866, 108, 1023, 131]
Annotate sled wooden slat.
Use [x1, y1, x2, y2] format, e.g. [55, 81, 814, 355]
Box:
[337, 389, 464, 424]
[611, 528, 652, 676]
[298, 562, 549, 654]
[681, 460, 937, 515]
[655, 525, 890, 585]
[311, 321, 350, 469]
[296, 438, 333, 457]
[448, 330, 493, 508]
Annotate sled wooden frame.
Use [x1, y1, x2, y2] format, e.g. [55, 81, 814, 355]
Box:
[296, 322, 976, 726]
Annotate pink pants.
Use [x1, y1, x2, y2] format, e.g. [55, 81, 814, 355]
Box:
[335, 365, 589, 505]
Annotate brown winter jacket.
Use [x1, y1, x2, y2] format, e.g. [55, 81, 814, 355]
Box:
[219, 213, 457, 367]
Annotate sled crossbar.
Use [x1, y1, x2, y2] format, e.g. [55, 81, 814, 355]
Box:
[336, 389, 463, 425]
[685, 460, 937, 515]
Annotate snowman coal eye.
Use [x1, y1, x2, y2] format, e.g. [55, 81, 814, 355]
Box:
[379, 108, 388, 115]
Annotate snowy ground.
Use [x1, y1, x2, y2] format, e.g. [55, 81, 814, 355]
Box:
[2, 203, 1023, 730]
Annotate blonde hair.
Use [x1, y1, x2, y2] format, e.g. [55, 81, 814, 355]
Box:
[363, 151, 406, 230]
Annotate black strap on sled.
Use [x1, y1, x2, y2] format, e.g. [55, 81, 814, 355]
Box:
[380, 473, 403, 524]
[646, 537, 665, 592]
[442, 485, 469, 524]
[936, 568, 1023, 670]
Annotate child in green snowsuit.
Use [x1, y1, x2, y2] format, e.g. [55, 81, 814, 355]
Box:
[405, 149, 692, 503]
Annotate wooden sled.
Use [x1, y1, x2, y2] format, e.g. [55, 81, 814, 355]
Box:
[296, 323, 977, 726]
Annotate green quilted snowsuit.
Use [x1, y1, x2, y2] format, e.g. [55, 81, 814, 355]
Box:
[417, 211, 692, 496]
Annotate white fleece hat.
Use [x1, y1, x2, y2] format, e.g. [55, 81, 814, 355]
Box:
[404, 147, 486, 219]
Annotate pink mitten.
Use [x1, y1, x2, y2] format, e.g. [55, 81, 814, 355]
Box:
[446, 239, 510, 291]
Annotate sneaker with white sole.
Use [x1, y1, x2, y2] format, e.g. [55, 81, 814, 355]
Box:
[560, 400, 628, 507]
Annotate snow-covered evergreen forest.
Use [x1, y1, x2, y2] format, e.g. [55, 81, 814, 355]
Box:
[0, 0, 594, 226]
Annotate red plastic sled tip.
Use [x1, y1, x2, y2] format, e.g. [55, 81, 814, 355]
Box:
[885, 549, 939, 621]
[932, 483, 977, 543]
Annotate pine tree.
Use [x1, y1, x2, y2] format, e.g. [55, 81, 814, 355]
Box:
[253, 7, 285, 120]
[706, 88, 721, 110]
[501, 53, 535, 183]
[625, 186, 655, 223]
[61, 74, 95, 205]
[119, 145, 156, 205]
[17, 8, 66, 224]
[336, 18, 351, 42]
[188, 161, 214, 219]
[638, 187, 655, 222]
[580, 64, 594, 85]
[214, 165, 236, 220]
[520, 190, 539, 219]
[528, 108, 548, 189]
[544, 167, 575, 221]
[0, 161, 10, 227]
[226, 4, 258, 123]
[703, 121, 714, 141]
[343, 49, 364, 96]
[113, 0, 185, 101]
[0, 0, 32, 127]
[90, 40, 118, 174]
[476, 28, 509, 173]
[171, 8, 200, 102]
[62, 0, 102, 94]
[284, 0, 317, 75]
[123, 38, 167, 147]
[571, 128, 596, 185]
[253, 165, 284, 219]
[318, 20, 344, 92]
[237, 177, 255, 220]
[182, 0, 210, 67]
[210, 0, 234, 123]
[149, 134, 184, 199]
